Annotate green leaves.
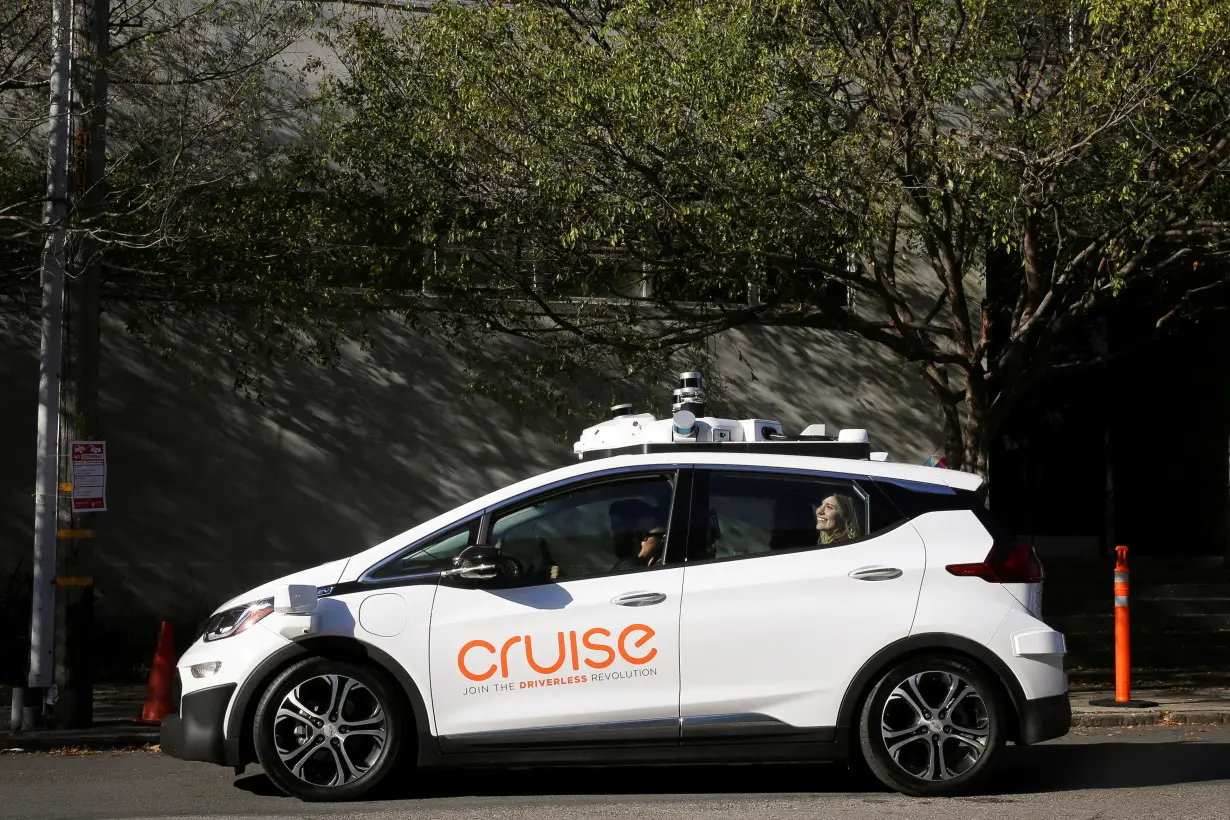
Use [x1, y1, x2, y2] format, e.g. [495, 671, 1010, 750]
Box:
[327, 5, 1224, 311]
[83, 0, 1217, 448]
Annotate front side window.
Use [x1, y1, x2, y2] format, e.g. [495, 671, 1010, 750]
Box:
[365, 519, 477, 581]
[688, 470, 902, 562]
[489, 474, 676, 585]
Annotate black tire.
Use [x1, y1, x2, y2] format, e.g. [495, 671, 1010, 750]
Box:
[844, 743, 884, 790]
[858, 655, 1006, 797]
[253, 657, 406, 801]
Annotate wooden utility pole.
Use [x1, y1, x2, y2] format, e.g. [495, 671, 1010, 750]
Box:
[52, 0, 110, 729]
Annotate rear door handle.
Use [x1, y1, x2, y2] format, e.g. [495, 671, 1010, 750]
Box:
[611, 591, 668, 607]
[849, 567, 903, 581]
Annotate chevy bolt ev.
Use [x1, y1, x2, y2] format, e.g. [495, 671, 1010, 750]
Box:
[161, 375, 1069, 800]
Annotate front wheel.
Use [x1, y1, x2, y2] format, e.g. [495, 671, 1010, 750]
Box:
[253, 657, 406, 801]
[858, 656, 1006, 796]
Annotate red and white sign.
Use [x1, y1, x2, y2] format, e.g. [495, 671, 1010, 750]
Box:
[70, 441, 107, 513]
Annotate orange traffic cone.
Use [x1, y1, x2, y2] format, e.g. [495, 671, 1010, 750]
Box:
[134, 621, 176, 725]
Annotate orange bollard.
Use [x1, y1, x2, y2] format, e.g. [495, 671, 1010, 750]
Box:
[1089, 546, 1157, 709]
[133, 621, 177, 725]
[1113, 545, 1132, 702]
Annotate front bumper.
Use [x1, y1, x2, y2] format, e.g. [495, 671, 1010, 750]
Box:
[1017, 692, 1071, 745]
[160, 682, 238, 766]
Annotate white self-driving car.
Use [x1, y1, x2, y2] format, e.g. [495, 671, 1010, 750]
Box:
[161, 375, 1069, 799]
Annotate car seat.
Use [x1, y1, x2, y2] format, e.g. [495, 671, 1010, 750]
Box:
[770, 499, 818, 550]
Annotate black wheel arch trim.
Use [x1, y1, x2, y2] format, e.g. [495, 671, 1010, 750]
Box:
[224, 635, 434, 767]
[160, 682, 237, 766]
[835, 633, 1030, 746]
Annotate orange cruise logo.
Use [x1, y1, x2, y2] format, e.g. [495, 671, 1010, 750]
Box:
[458, 624, 656, 682]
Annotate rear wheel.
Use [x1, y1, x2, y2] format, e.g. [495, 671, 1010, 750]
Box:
[253, 657, 405, 801]
[858, 656, 1006, 796]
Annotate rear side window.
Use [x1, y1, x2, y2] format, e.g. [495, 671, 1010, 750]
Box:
[686, 470, 906, 563]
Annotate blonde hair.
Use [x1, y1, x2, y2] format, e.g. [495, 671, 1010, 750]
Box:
[818, 494, 862, 544]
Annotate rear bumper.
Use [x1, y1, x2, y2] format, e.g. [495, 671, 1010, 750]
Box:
[1017, 692, 1071, 745]
[160, 682, 238, 766]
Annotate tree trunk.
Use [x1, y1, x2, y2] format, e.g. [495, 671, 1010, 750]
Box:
[922, 365, 995, 504]
[923, 365, 965, 470]
[963, 376, 993, 503]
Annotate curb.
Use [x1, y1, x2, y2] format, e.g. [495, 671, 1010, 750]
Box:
[1, 732, 159, 753]
[1071, 710, 1230, 728]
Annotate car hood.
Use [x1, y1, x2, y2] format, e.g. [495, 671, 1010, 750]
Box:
[214, 557, 350, 613]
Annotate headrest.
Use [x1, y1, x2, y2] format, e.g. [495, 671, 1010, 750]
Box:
[609, 499, 653, 525]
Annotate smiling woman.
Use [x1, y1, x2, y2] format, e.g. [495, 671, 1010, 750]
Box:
[816, 494, 862, 545]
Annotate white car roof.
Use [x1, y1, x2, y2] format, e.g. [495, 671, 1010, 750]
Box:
[338, 452, 980, 582]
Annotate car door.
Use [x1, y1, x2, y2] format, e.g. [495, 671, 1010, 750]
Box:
[677, 468, 924, 739]
[429, 469, 689, 750]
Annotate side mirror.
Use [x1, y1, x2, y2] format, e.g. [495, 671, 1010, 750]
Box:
[272, 583, 318, 615]
[441, 544, 500, 583]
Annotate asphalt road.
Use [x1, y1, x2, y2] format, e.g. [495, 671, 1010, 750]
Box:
[1, 725, 1227, 820]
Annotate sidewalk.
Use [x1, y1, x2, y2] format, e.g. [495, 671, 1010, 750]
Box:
[3, 684, 1229, 752]
[1, 684, 157, 752]
[1070, 686, 1230, 727]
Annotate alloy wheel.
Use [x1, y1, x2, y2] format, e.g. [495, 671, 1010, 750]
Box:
[272, 674, 388, 788]
[879, 670, 989, 782]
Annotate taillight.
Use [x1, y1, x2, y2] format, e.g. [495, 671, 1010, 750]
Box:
[946, 541, 1044, 583]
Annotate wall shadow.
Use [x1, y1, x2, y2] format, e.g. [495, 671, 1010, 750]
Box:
[1, 309, 940, 679]
[716, 325, 939, 463]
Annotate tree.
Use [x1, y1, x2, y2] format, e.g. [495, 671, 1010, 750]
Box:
[315, 0, 1230, 481]
[0, 0, 48, 270]
[1, 2, 434, 387]
[1, 0, 319, 311]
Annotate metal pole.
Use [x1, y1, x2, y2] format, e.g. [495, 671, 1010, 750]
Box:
[27, 0, 74, 728]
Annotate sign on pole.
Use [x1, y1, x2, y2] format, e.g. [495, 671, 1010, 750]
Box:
[69, 441, 107, 513]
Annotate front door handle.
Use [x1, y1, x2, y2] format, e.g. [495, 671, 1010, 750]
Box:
[849, 567, 904, 581]
[611, 591, 667, 607]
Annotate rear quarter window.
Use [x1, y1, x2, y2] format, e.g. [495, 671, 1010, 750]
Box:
[873, 480, 1011, 540]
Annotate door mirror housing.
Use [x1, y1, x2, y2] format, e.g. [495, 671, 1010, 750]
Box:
[272, 583, 318, 615]
[442, 544, 500, 583]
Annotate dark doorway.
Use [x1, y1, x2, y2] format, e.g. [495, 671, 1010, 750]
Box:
[991, 307, 1229, 559]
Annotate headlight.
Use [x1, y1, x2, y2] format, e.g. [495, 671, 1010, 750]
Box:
[202, 598, 274, 642]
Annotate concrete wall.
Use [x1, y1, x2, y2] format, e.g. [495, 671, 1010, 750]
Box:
[0, 312, 940, 679]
